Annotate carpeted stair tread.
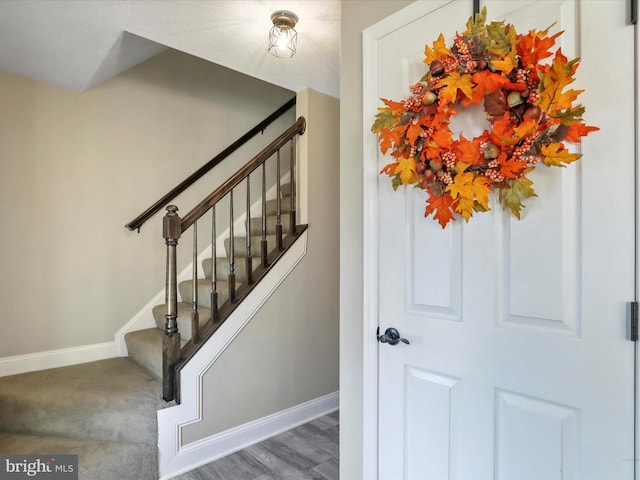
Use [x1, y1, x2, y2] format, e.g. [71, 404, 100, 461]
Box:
[224, 234, 277, 258]
[249, 213, 291, 236]
[151, 302, 211, 341]
[0, 358, 164, 445]
[0, 432, 158, 480]
[125, 328, 171, 380]
[178, 278, 233, 309]
[203, 256, 259, 283]
[280, 182, 292, 197]
[266, 196, 292, 216]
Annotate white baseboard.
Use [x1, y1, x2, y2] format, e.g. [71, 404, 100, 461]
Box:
[0, 342, 116, 377]
[160, 391, 338, 480]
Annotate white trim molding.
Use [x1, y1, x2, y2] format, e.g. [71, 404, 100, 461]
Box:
[157, 230, 308, 478]
[159, 391, 338, 480]
[0, 341, 116, 377]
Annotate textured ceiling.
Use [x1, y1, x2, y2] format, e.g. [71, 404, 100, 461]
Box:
[0, 0, 340, 98]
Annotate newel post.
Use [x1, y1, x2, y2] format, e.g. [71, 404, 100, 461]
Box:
[163, 205, 182, 402]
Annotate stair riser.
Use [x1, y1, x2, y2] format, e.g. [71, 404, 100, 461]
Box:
[151, 303, 210, 342]
[179, 278, 232, 309]
[224, 235, 276, 258]
[203, 256, 257, 283]
[266, 197, 292, 216]
[249, 214, 291, 236]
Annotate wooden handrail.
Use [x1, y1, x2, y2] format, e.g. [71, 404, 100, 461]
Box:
[180, 116, 306, 232]
[125, 97, 297, 232]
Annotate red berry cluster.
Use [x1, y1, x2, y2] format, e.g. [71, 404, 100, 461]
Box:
[442, 151, 457, 169]
[403, 95, 424, 112]
[439, 171, 453, 185]
[419, 126, 435, 138]
[410, 82, 428, 95]
[485, 159, 504, 182]
[441, 56, 459, 75]
[511, 137, 534, 161]
[454, 35, 470, 56]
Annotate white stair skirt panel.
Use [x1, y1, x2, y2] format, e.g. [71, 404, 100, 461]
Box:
[157, 230, 308, 478]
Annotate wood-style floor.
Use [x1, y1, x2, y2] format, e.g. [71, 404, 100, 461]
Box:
[172, 411, 339, 480]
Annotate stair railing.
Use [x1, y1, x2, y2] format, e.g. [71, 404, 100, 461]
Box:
[161, 117, 306, 402]
[125, 97, 297, 232]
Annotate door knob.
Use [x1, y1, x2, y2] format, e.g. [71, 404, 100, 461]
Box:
[377, 327, 410, 346]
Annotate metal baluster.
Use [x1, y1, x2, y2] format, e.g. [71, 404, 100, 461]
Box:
[289, 139, 297, 235]
[228, 190, 236, 302]
[276, 149, 283, 251]
[191, 221, 200, 344]
[245, 176, 253, 284]
[162, 205, 181, 402]
[210, 205, 218, 322]
[261, 162, 269, 267]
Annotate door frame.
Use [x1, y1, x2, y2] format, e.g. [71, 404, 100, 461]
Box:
[361, 2, 459, 478]
[362, 0, 640, 477]
[635, 0, 640, 472]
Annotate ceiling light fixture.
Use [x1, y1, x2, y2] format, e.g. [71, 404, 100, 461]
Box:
[268, 10, 298, 58]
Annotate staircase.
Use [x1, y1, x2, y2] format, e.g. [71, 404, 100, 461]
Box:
[0, 183, 304, 479]
[0, 98, 306, 480]
[123, 182, 295, 379]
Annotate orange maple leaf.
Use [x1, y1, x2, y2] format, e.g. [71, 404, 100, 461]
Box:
[425, 191, 457, 228]
[377, 128, 394, 155]
[432, 128, 453, 147]
[517, 28, 562, 71]
[454, 136, 483, 165]
[439, 71, 474, 105]
[380, 162, 397, 176]
[424, 33, 450, 65]
[540, 143, 582, 167]
[422, 128, 454, 159]
[513, 117, 540, 141]
[381, 98, 405, 113]
[564, 123, 599, 142]
[406, 123, 423, 146]
[497, 153, 526, 179]
[489, 114, 517, 147]
[471, 70, 512, 94]
[387, 124, 409, 155]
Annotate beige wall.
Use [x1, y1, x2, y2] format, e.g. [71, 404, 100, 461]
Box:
[0, 49, 295, 357]
[182, 88, 340, 443]
[340, 1, 413, 479]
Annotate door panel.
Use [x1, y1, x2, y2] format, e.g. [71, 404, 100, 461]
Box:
[409, 190, 462, 319]
[499, 165, 581, 335]
[368, 0, 635, 478]
[495, 390, 579, 479]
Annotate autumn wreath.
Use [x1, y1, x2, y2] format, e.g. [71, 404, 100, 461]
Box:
[371, 8, 598, 228]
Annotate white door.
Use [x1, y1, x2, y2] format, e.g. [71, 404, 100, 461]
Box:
[364, 0, 636, 478]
